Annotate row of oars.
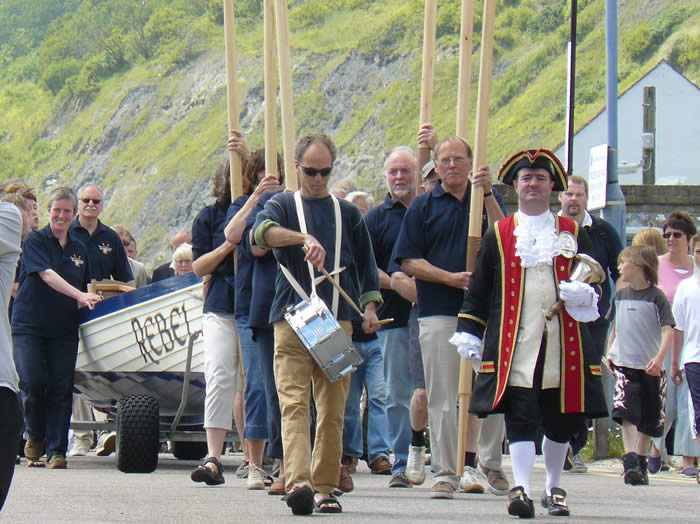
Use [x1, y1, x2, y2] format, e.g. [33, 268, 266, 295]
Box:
[221, 0, 498, 480]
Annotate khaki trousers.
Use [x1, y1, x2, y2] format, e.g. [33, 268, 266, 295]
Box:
[273, 320, 351, 494]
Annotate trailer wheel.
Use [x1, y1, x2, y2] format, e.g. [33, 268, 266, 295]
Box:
[116, 394, 159, 473]
[172, 441, 208, 461]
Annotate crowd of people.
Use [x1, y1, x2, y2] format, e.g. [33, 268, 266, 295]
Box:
[0, 127, 698, 519]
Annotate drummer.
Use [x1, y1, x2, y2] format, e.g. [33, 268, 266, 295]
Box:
[253, 133, 382, 515]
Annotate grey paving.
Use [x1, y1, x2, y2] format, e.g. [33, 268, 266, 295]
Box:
[2, 454, 698, 523]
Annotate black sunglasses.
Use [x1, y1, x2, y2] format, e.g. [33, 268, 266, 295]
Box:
[300, 165, 332, 178]
[662, 232, 683, 239]
[81, 198, 102, 205]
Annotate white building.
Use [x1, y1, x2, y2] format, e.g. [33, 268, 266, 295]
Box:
[555, 60, 700, 185]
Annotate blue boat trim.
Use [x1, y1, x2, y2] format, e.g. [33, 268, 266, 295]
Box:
[80, 273, 202, 322]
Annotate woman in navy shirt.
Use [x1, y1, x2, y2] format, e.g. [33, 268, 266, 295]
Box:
[12, 187, 101, 469]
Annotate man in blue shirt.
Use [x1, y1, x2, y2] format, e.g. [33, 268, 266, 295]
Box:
[362, 146, 419, 488]
[394, 136, 504, 499]
[68, 183, 133, 457]
[253, 133, 381, 515]
[559, 175, 623, 472]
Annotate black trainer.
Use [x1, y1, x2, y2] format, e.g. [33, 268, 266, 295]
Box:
[623, 452, 643, 485]
[541, 487, 570, 516]
[508, 486, 535, 519]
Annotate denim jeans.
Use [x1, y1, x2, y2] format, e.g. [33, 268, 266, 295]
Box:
[254, 327, 283, 459]
[236, 316, 268, 441]
[12, 333, 78, 458]
[343, 338, 390, 465]
[377, 326, 414, 474]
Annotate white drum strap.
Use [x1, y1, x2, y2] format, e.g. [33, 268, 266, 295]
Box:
[279, 192, 342, 316]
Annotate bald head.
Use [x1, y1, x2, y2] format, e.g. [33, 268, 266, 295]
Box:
[171, 230, 192, 252]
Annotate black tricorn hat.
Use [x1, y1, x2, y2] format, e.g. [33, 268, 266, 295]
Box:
[498, 148, 567, 191]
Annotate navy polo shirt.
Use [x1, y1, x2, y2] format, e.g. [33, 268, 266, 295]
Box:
[226, 196, 253, 318]
[394, 181, 504, 318]
[248, 191, 281, 329]
[364, 194, 412, 329]
[253, 192, 381, 325]
[192, 202, 235, 315]
[12, 225, 90, 339]
[70, 218, 134, 282]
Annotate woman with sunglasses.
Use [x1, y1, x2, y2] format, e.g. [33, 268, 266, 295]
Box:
[11, 187, 101, 469]
[650, 210, 698, 475]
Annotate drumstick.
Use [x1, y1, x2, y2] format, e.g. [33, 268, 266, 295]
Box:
[302, 247, 392, 326]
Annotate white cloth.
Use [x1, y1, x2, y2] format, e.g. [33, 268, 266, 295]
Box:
[202, 312, 242, 430]
[449, 331, 482, 360]
[514, 211, 563, 268]
[559, 280, 600, 322]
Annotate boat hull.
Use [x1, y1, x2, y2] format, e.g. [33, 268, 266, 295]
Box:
[75, 273, 206, 420]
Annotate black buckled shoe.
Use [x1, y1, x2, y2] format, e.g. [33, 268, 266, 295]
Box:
[508, 486, 535, 519]
[541, 487, 570, 516]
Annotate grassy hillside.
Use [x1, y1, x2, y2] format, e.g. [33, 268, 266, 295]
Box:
[1, 0, 699, 267]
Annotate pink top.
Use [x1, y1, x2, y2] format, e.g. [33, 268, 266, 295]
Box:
[658, 255, 693, 305]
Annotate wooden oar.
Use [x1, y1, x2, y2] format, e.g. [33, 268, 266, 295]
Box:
[418, 0, 437, 171]
[456, 1, 474, 138]
[264, 0, 278, 176]
[456, 0, 497, 479]
[274, 0, 298, 191]
[222, 0, 243, 199]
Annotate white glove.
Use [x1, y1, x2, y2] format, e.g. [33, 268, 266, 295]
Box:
[559, 281, 600, 322]
[449, 332, 482, 360]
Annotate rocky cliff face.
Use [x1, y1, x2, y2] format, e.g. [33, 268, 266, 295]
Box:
[39, 48, 419, 269]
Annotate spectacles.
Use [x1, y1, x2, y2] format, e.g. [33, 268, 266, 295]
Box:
[438, 156, 468, 167]
[662, 232, 683, 239]
[81, 198, 102, 205]
[300, 165, 332, 178]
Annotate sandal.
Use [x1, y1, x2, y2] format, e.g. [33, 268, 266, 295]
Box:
[315, 494, 343, 514]
[191, 457, 225, 486]
[27, 459, 45, 468]
[282, 485, 314, 515]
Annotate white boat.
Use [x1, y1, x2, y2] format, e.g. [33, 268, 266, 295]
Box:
[74, 273, 206, 419]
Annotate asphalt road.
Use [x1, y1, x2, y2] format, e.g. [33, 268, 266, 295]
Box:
[3, 454, 698, 523]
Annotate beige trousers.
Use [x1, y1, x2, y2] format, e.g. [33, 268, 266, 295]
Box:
[273, 320, 351, 494]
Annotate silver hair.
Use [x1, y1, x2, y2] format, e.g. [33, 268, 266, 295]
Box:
[383, 145, 417, 172]
[77, 183, 104, 200]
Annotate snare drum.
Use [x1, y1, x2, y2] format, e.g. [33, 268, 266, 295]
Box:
[284, 295, 363, 383]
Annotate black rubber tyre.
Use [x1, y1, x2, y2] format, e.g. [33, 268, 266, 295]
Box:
[116, 394, 160, 473]
[172, 441, 207, 461]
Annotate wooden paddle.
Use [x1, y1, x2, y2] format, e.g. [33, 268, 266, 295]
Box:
[222, 0, 243, 200]
[274, 0, 298, 191]
[456, 0, 497, 479]
[418, 0, 437, 171]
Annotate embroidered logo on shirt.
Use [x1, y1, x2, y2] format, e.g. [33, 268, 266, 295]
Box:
[71, 255, 85, 267]
[99, 242, 112, 255]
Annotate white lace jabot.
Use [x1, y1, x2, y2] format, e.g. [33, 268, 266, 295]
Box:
[514, 211, 563, 268]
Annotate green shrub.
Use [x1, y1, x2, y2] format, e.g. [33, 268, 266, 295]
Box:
[669, 31, 700, 71]
[40, 58, 81, 95]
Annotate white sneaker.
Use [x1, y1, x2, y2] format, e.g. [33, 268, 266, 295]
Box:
[570, 453, 588, 473]
[459, 465, 486, 493]
[405, 446, 426, 485]
[247, 465, 266, 490]
[95, 432, 116, 456]
[67, 438, 91, 457]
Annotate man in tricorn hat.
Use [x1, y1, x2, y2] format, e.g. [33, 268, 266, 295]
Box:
[451, 149, 608, 518]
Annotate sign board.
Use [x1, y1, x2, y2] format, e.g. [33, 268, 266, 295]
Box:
[587, 144, 608, 211]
